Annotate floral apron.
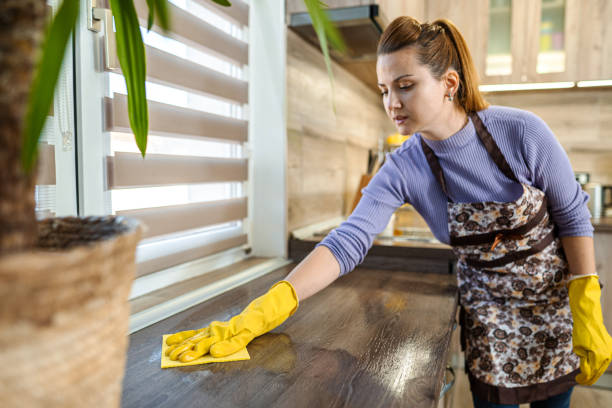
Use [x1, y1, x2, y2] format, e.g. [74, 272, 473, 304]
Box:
[420, 112, 580, 405]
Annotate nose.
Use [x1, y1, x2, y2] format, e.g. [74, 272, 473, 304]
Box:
[386, 90, 402, 112]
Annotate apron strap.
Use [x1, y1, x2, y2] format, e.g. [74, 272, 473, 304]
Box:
[420, 111, 521, 200]
[420, 137, 452, 202]
[468, 112, 520, 183]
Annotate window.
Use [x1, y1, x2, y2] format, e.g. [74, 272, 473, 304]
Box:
[105, 0, 250, 276]
[73, 0, 288, 315]
[35, 1, 78, 219]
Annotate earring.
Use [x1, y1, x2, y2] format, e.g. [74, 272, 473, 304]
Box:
[448, 92, 454, 102]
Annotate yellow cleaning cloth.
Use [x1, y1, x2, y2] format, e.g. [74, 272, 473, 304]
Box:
[160, 334, 250, 368]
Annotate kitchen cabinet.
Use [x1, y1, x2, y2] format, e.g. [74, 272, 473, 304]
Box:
[575, 0, 612, 81]
[376, 0, 426, 23]
[424, 0, 581, 85]
[377, 0, 612, 84]
[287, 0, 611, 88]
[422, 0, 490, 82]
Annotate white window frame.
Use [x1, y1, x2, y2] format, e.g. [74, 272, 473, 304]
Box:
[72, 0, 288, 281]
[36, 2, 79, 218]
[248, 0, 288, 258]
[53, 34, 79, 217]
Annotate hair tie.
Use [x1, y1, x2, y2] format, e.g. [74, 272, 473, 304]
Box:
[420, 22, 445, 36]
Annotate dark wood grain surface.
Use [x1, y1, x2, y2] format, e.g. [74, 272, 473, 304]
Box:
[122, 264, 459, 408]
[289, 236, 456, 275]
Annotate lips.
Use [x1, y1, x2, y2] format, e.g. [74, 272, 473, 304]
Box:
[393, 115, 407, 124]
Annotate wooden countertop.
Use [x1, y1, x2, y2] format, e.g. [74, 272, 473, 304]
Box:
[289, 233, 455, 275]
[122, 264, 459, 408]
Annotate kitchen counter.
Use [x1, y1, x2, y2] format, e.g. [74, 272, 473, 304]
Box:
[593, 217, 612, 233]
[289, 231, 455, 275]
[122, 263, 459, 408]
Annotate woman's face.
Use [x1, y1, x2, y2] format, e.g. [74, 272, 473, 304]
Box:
[376, 47, 448, 136]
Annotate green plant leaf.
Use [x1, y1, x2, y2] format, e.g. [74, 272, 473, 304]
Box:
[303, 0, 347, 114]
[145, 0, 170, 33]
[314, 1, 346, 54]
[211, 0, 232, 6]
[22, 0, 79, 172]
[307, 1, 346, 54]
[146, 0, 155, 30]
[110, 0, 148, 157]
[153, 0, 171, 31]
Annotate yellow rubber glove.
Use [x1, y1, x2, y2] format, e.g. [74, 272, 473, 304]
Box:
[568, 274, 612, 385]
[166, 280, 299, 362]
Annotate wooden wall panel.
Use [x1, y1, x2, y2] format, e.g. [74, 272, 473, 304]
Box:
[344, 143, 371, 214]
[288, 193, 345, 230]
[286, 30, 394, 231]
[377, 0, 426, 25]
[486, 88, 612, 184]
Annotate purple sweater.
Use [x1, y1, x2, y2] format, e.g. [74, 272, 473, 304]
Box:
[317, 106, 593, 276]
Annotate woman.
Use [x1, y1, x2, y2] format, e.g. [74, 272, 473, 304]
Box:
[165, 17, 612, 408]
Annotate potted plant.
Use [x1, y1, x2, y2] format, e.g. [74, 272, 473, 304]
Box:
[0, 0, 343, 406]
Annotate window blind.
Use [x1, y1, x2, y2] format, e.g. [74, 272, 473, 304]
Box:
[35, 141, 56, 219]
[35, 2, 66, 219]
[103, 0, 250, 277]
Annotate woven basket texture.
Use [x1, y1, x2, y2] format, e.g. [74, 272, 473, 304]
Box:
[0, 216, 141, 407]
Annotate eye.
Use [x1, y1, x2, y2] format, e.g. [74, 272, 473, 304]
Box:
[379, 90, 388, 96]
[399, 84, 413, 90]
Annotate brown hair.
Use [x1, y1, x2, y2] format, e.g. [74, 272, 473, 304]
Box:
[377, 16, 488, 113]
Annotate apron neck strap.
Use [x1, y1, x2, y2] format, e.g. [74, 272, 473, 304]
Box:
[420, 111, 521, 201]
[469, 112, 520, 184]
[420, 137, 453, 202]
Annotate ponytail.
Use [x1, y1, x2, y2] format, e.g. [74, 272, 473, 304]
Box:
[378, 16, 489, 113]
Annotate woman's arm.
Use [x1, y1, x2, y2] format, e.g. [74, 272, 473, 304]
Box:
[284, 245, 341, 302]
[520, 112, 593, 238]
[315, 152, 410, 277]
[284, 151, 410, 302]
[561, 236, 597, 277]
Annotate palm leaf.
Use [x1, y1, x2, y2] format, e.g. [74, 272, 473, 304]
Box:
[316, 1, 346, 54]
[110, 0, 148, 157]
[146, 0, 171, 31]
[303, 0, 347, 113]
[211, 0, 232, 6]
[145, 0, 155, 30]
[22, 0, 79, 172]
[153, 0, 171, 31]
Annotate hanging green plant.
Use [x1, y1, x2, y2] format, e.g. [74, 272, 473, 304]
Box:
[22, 0, 346, 169]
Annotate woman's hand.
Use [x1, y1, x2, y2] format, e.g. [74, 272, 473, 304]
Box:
[165, 280, 299, 362]
[568, 275, 612, 385]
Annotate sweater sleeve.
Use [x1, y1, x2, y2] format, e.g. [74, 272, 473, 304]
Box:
[316, 151, 409, 276]
[520, 112, 593, 237]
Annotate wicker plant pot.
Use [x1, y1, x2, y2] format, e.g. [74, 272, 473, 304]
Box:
[0, 216, 141, 407]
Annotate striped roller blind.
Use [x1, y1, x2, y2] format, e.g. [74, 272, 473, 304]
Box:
[104, 0, 250, 277]
[35, 3, 61, 219]
[35, 141, 57, 219]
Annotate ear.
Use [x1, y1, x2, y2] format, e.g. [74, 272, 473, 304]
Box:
[443, 69, 461, 96]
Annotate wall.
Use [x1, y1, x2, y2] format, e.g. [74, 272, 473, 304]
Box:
[286, 30, 395, 231]
[485, 88, 612, 184]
